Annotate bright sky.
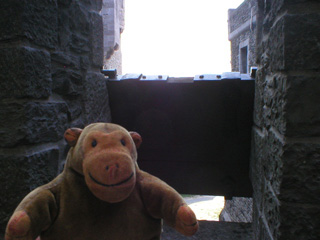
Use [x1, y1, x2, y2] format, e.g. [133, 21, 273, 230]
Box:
[121, 0, 244, 77]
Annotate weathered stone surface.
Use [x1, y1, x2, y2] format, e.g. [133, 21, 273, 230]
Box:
[0, 0, 58, 48]
[90, 11, 104, 67]
[69, 2, 90, 36]
[81, 0, 103, 11]
[0, 147, 59, 235]
[57, 0, 72, 7]
[285, 76, 320, 137]
[0, 101, 68, 147]
[65, 98, 83, 123]
[70, 33, 90, 54]
[220, 197, 253, 223]
[262, 73, 287, 135]
[83, 72, 111, 124]
[57, 2, 91, 54]
[284, 14, 320, 71]
[265, 17, 285, 72]
[263, 180, 280, 240]
[162, 221, 253, 240]
[281, 142, 320, 204]
[250, 127, 265, 206]
[57, 8, 71, 51]
[279, 202, 320, 240]
[52, 69, 83, 96]
[0, 47, 52, 99]
[51, 51, 81, 70]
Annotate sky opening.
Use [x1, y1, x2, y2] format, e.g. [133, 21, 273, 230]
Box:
[122, 0, 244, 77]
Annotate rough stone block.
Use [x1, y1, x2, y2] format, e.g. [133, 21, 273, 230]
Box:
[220, 197, 253, 223]
[90, 11, 104, 67]
[285, 76, 320, 137]
[281, 142, 320, 204]
[70, 33, 90, 54]
[0, 101, 68, 147]
[253, 69, 266, 128]
[51, 52, 81, 70]
[263, 74, 287, 135]
[284, 13, 320, 71]
[250, 127, 265, 203]
[82, 0, 103, 11]
[0, 0, 58, 48]
[83, 72, 111, 124]
[65, 98, 83, 123]
[263, 129, 284, 195]
[0, 47, 52, 99]
[57, 0, 72, 7]
[0, 147, 59, 235]
[263, 180, 280, 240]
[58, 2, 91, 53]
[279, 202, 320, 240]
[69, 2, 90, 36]
[265, 17, 285, 71]
[52, 68, 83, 96]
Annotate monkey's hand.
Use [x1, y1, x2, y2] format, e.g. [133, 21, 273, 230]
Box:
[175, 204, 199, 236]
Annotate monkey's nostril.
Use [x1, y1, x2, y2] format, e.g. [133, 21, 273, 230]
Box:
[105, 164, 119, 171]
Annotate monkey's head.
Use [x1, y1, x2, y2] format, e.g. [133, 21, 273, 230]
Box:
[64, 123, 142, 203]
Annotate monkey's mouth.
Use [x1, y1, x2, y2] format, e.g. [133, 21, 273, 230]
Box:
[89, 172, 134, 187]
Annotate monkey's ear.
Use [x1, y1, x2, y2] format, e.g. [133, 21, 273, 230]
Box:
[130, 132, 142, 149]
[64, 128, 83, 147]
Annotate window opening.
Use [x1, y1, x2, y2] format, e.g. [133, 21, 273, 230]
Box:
[183, 195, 225, 221]
[240, 45, 248, 73]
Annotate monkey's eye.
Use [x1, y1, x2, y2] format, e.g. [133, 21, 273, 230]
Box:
[120, 139, 126, 146]
[91, 139, 97, 147]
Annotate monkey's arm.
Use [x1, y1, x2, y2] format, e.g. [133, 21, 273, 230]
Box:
[5, 187, 58, 240]
[138, 170, 198, 236]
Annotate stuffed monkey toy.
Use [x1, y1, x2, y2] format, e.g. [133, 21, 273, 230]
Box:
[5, 123, 198, 240]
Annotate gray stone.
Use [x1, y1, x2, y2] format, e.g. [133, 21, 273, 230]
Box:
[81, 0, 103, 11]
[0, 47, 52, 100]
[51, 52, 81, 70]
[279, 202, 320, 240]
[285, 76, 320, 137]
[57, 9, 71, 51]
[220, 197, 253, 223]
[0, 101, 68, 147]
[262, 179, 280, 240]
[90, 11, 104, 68]
[69, 2, 90, 36]
[83, 72, 111, 124]
[284, 14, 320, 71]
[281, 142, 320, 204]
[65, 98, 83, 123]
[52, 68, 83, 96]
[0, 147, 59, 235]
[0, 0, 58, 48]
[69, 33, 90, 54]
[162, 221, 253, 240]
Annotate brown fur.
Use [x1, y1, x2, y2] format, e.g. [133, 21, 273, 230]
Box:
[5, 123, 198, 240]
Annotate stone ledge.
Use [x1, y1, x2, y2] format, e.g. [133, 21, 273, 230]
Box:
[162, 221, 253, 240]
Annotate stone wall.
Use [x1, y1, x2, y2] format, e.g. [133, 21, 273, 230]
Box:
[0, 0, 111, 236]
[252, 0, 320, 239]
[228, 0, 257, 72]
[102, 0, 124, 74]
[220, 197, 253, 223]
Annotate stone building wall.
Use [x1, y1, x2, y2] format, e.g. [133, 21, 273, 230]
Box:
[0, 0, 111, 236]
[228, 0, 257, 73]
[102, 0, 124, 74]
[252, 0, 320, 239]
